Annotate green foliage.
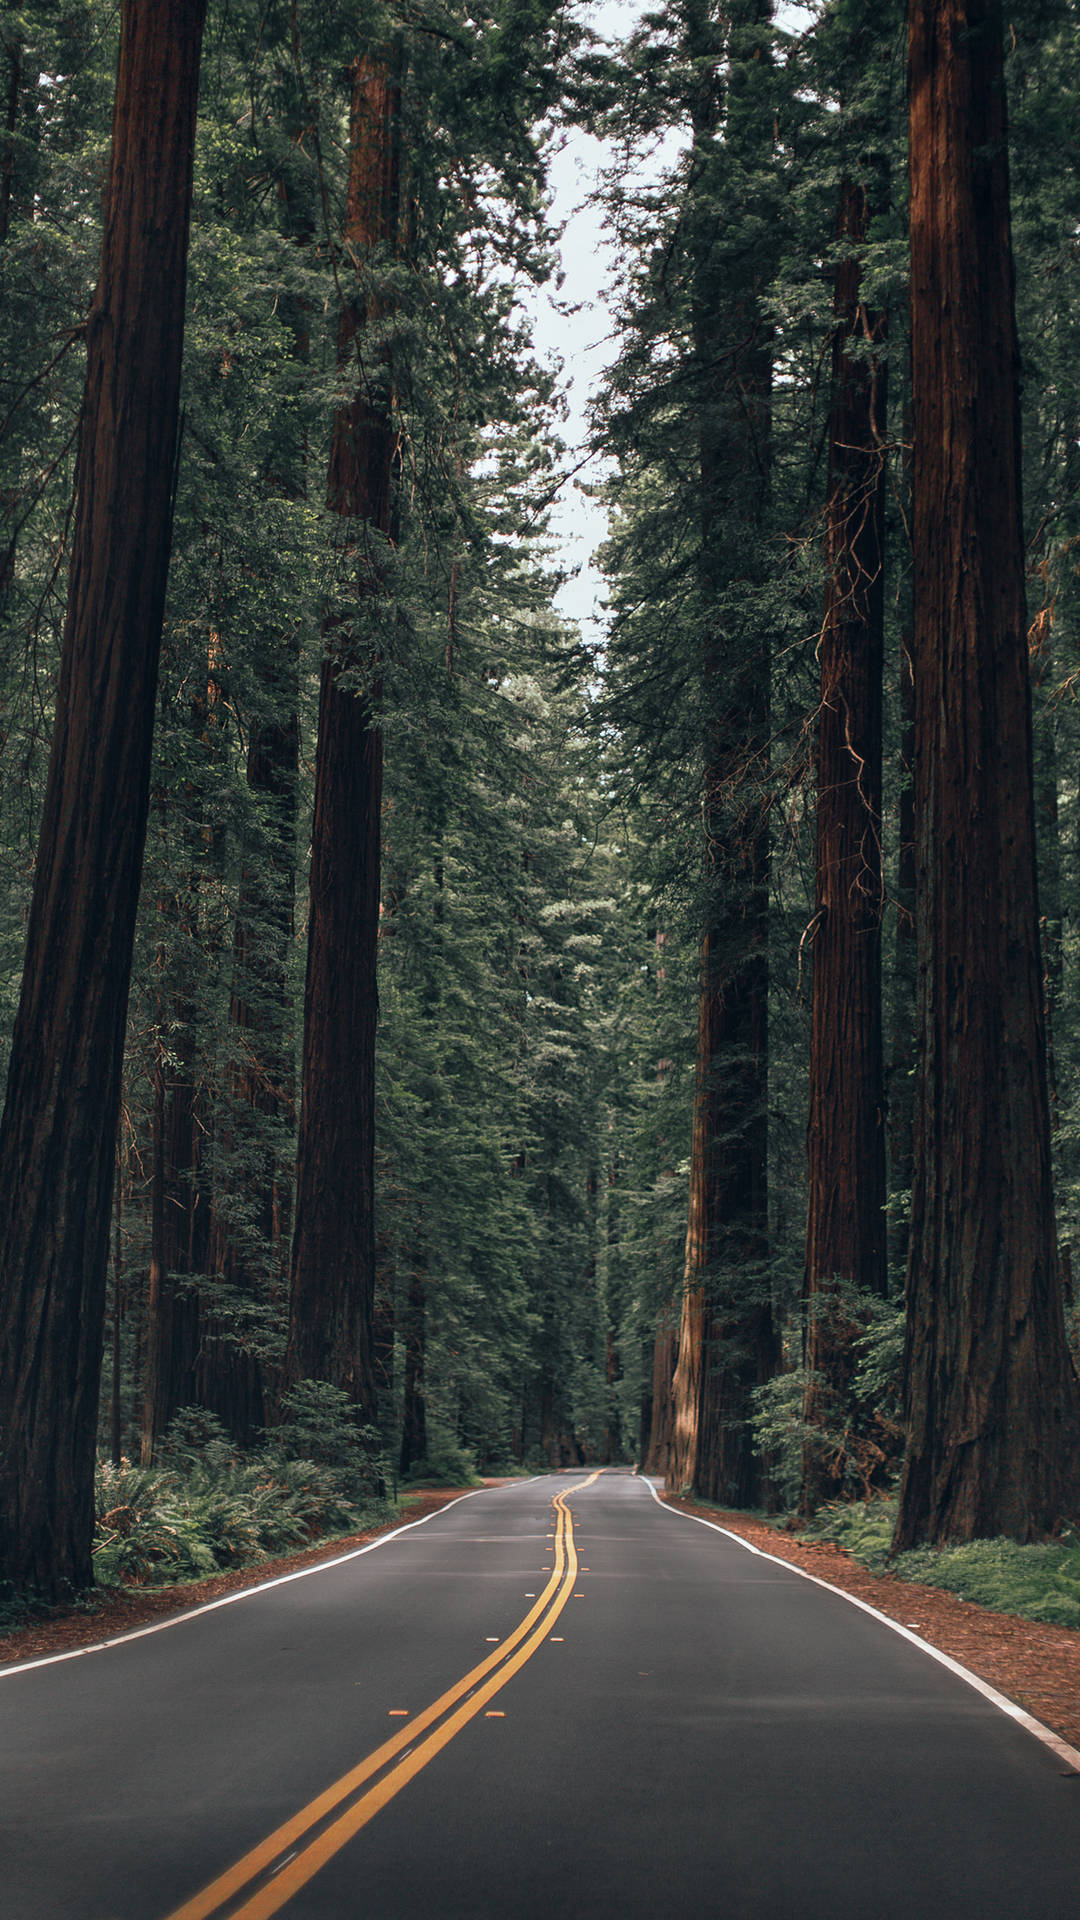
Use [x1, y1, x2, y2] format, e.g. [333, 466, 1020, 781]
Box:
[750, 1371, 808, 1510]
[265, 1382, 388, 1504]
[92, 1456, 343, 1587]
[795, 1497, 896, 1568]
[403, 1428, 482, 1488]
[751, 1295, 906, 1507]
[895, 1537, 1080, 1632]
[799, 1500, 1080, 1633]
[93, 1459, 217, 1587]
[90, 1394, 393, 1591]
[157, 1406, 236, 1474]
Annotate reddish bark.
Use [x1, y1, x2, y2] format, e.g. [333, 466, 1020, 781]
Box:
[642, 936, 677, 1476]
[669, 903, 775, 1505]
[140, 970, 205, 1464]
[895, 0, 1080, 1547]
[667, 0, 778, 1506]
[801, 171, 888, 1507]
[887, 634, 917, 1272]
[0, 0, 206, 1596]
[197, 681, 298, 1445]
[287, 54, 400, 1413]
[603, 1160, 624, 1463]
[643, 1318, 677, 1477]
[398, 1259, 427, 1476]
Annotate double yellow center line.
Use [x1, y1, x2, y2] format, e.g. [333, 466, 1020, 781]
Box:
[166, 1473, 599, 1920]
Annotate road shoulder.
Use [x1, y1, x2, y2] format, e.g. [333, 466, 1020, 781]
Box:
[661, 1490, 1080, 1755]
[0, 1484, 484, 1669]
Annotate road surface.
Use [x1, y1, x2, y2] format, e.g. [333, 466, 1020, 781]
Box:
[3, 1469, 1079, 1918]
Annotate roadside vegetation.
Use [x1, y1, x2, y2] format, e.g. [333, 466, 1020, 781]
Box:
[736, 1301, 1080, 1634]
[0, 1386, 456, 1637]
[796, 1501, 1080, 1634]
[91, 1390, 395, 1590]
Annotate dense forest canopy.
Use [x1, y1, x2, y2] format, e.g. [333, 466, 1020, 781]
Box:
[1, 0, 1079, 1600]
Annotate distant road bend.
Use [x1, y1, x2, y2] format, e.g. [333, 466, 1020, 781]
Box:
[4, 1470, 1080, 1918]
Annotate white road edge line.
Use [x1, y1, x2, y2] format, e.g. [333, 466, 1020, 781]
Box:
[644, 1477, 1080, 1776]
[0, 1483, 519, 1681]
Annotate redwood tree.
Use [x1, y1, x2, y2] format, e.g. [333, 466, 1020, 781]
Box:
[139, 920, 206, 1465]
[801, 137, 890, 1507]
[668, 0, 779, 1506]
[644, 1316, 678, 1476]
[195, 677, 298, 1447]
[0, 0, 206, 1596]
[286, 52, 400, 1412]
[894, 0, 1080, 1547]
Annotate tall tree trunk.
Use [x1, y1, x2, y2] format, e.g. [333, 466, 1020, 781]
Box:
[140, 955, 204, 1463]
[399, 1254, 427, 1476]
[1030, 614, 1072, 1301]
[642, 931, 676, 1476]
[0, 33, 21, 247]
[198, 669, 298, 1444]
[644, 1317, 677, 1475]
[801, 165, 888, 1510]
[199, 167, 309, 1441]
[287, 52, 400, 1413]
[895, 0, 1080, 1548]
[887, 632, 917, 1271]
[668, 0, 778, 1506]
[141, 652, 227, 1458]
[110, 1153, 125, 1467]
[670, 894, 774, 1504]
[0, 0, 205, 1598]
[603, 1156, 624, 1463]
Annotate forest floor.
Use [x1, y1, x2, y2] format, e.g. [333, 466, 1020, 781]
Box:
[664, 1492, 1080, 1753]
[3, 1477, 1079, 1762]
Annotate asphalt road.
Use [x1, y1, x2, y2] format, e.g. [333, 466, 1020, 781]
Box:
[4, 1469, 1079, 1919]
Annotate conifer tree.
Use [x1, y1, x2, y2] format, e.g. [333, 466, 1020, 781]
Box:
[286, 48, 401, 1414]
[800, 0, 893, 1511]
[0, 0, 206, 1595]
[895, 0, 1080, 1546]
[666, 0, 781, 1506]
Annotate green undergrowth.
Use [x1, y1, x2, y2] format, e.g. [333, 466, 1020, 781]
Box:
[94, 1388, 398, 1594]
[0, 1389, 503, 1638]
[401, 1430, 484, 1488]
[91, 1457, 393, 1589]
[797, 1499, 1080, 1631]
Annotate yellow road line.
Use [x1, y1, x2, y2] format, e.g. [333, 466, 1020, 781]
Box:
[165, 1474, 600, 1920]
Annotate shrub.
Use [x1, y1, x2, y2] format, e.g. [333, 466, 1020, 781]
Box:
[403, 1427, 481, 1487]
[750, 1370, 807, 1509]
[157, 1406, 236, 1473]
[752, 1291, 906, 1507]
[264, 1380, 388, 1504]
[801, 1501, 1080, 1632]
[93, 1460, 201, 1586]
[89, 1387, 395, 1592]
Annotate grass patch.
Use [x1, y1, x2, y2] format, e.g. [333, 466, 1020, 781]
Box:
[800, 1499, 1080, 1631]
